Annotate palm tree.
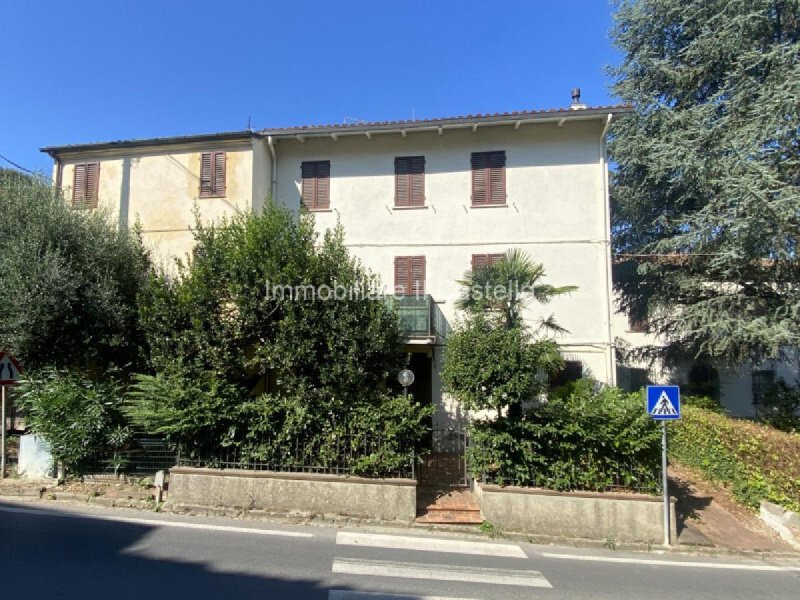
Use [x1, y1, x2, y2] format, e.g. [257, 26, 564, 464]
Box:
[456, 249, 577, 331]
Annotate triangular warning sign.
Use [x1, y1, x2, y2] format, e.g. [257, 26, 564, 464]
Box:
[650, 391, 678, 416]
[0, 352, 23, 385]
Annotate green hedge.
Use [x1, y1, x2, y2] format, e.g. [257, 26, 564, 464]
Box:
[670, 405, 800, 512]
[469, 382, 662, 493]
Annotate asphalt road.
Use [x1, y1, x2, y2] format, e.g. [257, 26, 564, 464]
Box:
[2, 500, 799, 600]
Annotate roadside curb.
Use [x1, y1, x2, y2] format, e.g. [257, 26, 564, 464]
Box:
[4, 493, 800, 561]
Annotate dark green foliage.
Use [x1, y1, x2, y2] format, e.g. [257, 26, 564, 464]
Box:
[17, 369, 131, 471]
[456, 249, 577, 331]
[126, 204, 431, 474]
[760, 379, 800, 432]
[470, 381, 662, 493]
[670, 405, 800, 511]
[610, 0, 800, 366]
[441, 314, 562, 416]
[682, 394, 725, 413]
[0, 170, 150, 371]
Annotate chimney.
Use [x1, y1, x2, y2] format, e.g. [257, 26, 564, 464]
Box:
[570, 87, 586, 110]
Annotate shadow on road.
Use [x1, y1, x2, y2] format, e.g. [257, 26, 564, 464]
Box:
[0, 501, 350, 600]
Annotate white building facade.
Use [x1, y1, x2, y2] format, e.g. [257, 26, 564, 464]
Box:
[43, 104, 629, 427]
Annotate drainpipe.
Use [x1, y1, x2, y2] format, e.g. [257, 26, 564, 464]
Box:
[600, 113, 617, 386]
[267, 135, 277, 202]
[53, 154, 63, 188]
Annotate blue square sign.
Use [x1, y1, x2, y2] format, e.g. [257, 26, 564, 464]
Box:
[646, 385, 681, 420]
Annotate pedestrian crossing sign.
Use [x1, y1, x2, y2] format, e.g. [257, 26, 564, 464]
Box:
[646, 385, 681, 420]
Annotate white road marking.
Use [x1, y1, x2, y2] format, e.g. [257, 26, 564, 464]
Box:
[332, 558, 552, 588]
[336, 531, 527, 558]
[541, 552, 800, 572]
[329, 592, 480, 600]
[0, 504, 312, 538]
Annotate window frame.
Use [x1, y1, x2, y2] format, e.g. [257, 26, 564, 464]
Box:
[394, 255, 426, 296]
[72, 162, 100, 209]
[199, 151, 227, 198]
[301, 160, 331, 211]
[394, 155, 426, 208]
[471, 150, 506, 207]
[471, 253, 505, 270]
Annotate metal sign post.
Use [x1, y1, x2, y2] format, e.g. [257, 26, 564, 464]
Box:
[1, 385, 5, 479]
[646, 385, 681, 547]
[660, 421, 669, 545]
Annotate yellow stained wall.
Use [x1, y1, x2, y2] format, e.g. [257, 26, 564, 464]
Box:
[57, 143, 253, 266]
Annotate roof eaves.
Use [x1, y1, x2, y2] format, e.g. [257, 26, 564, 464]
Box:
[40, 130, 255, 156]
[259, 105, 632, 138]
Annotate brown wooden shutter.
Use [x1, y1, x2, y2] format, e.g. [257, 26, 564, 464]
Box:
[212, 151, 226, 196]
[410, 256, 426, 295]
[301, 161, 330, 210]
[395, 158, 410, 207]
[72, 163, 87, 207]
[316, 160, 330, 209]
[200, 152, 213, 197]
[394, 257, 410, 295]
[72, 162, 99, 208]
[471, 253, 504, 270]
[85, 162, 100, 208]
[395, 156, 425, 207]
[471, 151, 506, 206]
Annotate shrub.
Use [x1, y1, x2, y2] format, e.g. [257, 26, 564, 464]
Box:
[760, 379, 800, 432]
[682, 394, 725, 413]
[470, 381, 662, 493]
[17, 370, 131, 473]
[670, 406, 800, 512]
[0, 170, 150, 371]
[126, 204, 431, 475]
[441, 314, 562, 417]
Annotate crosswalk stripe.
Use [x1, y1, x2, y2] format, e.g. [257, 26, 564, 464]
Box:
[332, 558, 552, 588]
[336, 532, 527, 558]
[329, 592, 480, 600]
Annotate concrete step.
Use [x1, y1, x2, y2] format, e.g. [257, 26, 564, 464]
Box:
[415, 510, 483, 525]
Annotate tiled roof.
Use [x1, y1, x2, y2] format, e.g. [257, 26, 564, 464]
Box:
[260, 105, 631, 133]
[41, 104, 632, 154]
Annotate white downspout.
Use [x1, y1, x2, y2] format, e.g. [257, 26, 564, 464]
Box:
[267, 135, 277, 202]
[600, 113, 617, 386]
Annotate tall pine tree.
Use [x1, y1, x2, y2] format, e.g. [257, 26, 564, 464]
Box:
[609, 0, 800, 366]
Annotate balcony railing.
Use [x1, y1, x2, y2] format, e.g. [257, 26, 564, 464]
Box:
[385, 295, 450, 342]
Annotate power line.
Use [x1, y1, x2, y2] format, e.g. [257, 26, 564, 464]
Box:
[0, 153, 42, 177]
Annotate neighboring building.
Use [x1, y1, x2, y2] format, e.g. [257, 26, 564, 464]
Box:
[42, 99, 629, 428]
[614, 306, 799, 418]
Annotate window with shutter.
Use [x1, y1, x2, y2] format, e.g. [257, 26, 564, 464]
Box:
[471, 253, 504, 270]
[394, 156, 425, 207]
[199, 151, 226, 197]
[301, 160, 331, 210]
[72, 162, 100, 209]
[394, 256, 426, 296]
[471, 151, 506, 206]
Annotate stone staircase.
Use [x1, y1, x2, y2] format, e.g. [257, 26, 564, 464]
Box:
[415, 486, 482, 525]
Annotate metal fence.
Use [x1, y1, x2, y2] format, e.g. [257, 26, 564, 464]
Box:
[80, 437, 178, 479]
[417, 427, 470, 487]
[176, 432, 416, 479]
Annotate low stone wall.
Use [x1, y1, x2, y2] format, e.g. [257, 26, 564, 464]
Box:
[168, 467, 417, 522]
[474, 481, 677, 543]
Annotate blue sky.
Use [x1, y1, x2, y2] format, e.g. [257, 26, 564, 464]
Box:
[1, 1, 621, 175]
